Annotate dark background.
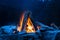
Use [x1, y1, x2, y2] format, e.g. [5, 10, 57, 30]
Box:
[0, 0, 60, 26]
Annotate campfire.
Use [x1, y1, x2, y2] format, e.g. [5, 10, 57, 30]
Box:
[0, 11, 60, 40]
[17, 11, 39, 33]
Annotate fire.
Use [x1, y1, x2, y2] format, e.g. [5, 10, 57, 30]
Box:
[17, 12, 36, 33]
[25, 16, 35, 33]
[17, 13, 24, 32]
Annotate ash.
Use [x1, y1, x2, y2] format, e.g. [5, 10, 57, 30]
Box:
[0, 22, 60, 40]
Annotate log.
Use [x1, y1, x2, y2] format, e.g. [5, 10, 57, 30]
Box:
[21, 11, 32, 31]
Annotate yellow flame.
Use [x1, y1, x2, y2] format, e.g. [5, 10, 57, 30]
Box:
[17, 13, 24, 32]
[17, 12, 36, 33]
[25, 16, 35, 33]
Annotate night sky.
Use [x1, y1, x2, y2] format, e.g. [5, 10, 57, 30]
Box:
[0, 0, 60, 26]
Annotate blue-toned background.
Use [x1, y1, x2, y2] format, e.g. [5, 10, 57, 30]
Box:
[0, 0, 60, 26]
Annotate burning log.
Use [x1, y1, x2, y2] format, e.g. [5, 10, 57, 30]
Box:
[17, 11, 36, 33]
[21, 11, 32, 31]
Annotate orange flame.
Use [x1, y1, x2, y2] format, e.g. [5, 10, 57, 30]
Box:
[25, 16, 35, 33]
[17, 12, 36, 33]
[17, 13, 24, 32]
